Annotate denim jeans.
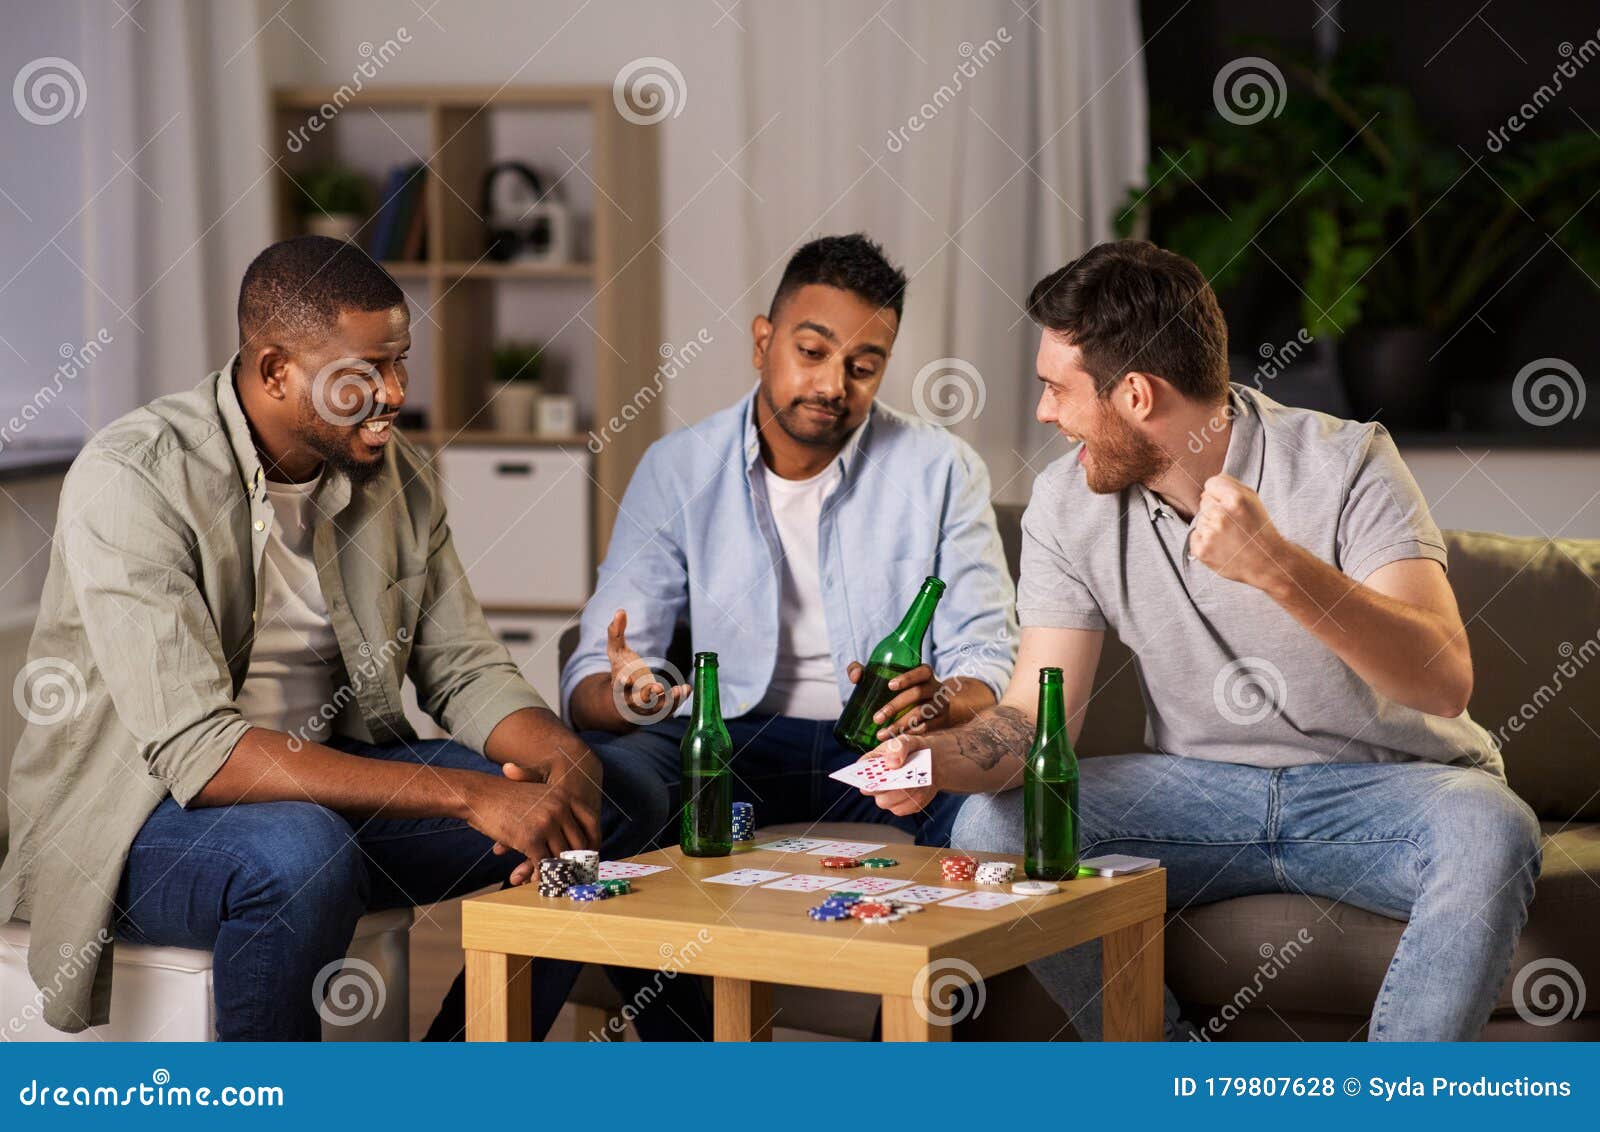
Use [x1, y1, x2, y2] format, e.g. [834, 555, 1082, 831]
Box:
[585, 713, 963, 849]
[114, 735, 706, 1041]
[951, 754, 1542, 1042]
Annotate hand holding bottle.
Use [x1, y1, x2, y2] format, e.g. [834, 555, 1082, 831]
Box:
[844, 661, 952, 740]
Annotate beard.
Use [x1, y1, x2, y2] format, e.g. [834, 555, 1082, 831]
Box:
[295, 393, 386, 486]
[1081, 398, 1172, 494]
[760, 383, 854, 448]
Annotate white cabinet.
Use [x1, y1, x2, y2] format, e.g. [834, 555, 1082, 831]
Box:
[400, 614, 576, 738]
[485, 613, 575, 707]
[437, 446, 591, 607]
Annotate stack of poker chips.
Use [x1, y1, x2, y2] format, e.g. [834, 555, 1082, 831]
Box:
[568, 877, 633, 902]
[537, 857, 582, 897]
[975, 860, 1016, 885]
[560, 849, 599, 885]
[940, 853, 979, 883]
[731, 801, 755, 842]
[806, 892, 923, 924]
[861, 857, 899, 869]
[820, 856, 861, 869]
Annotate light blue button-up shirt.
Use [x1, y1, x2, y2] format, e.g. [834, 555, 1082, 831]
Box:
[561, 389, 1018, 721]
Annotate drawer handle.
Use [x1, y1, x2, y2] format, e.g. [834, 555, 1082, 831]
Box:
[498, 629, 536, 644]
[494, 462, 535, 476]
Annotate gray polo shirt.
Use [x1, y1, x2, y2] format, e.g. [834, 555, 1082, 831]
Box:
[1017, 383, 1502, 777]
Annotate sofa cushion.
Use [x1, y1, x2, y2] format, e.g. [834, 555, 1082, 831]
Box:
[1166, 821, 1598, 1024]
[1444, 531, 1600, 821]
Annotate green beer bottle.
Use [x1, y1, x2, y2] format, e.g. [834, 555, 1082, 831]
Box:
[1024, 667, 1080, 880]
[680, 652, 733, 857]
[833, 576, 946, 755]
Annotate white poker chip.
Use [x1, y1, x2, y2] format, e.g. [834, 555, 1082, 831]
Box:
[1012, 880, 1060, 896]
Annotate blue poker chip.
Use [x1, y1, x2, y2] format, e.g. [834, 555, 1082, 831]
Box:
[568, 884, 608, 901]
[807, 905, 850, 921]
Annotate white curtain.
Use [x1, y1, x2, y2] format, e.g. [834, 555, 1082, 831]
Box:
[737, 0, 1146, 501]
[79, 0, 274, 425]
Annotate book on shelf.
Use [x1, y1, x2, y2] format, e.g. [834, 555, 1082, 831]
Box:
[367, 163, 427, 262]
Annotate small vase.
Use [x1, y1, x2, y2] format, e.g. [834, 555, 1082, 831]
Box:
[305, 213, 362, 242]
[490, 382, 540, 434]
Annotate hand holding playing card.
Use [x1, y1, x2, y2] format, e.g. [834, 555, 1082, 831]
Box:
[852, 733, 940, 818]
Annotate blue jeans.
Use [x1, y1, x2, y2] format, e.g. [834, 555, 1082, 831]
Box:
[952, 755, 1542, 1042]
[114, 736, 702, 1041]
[586, 713, 963, 849]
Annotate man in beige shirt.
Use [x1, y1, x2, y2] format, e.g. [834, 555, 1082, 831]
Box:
[0, 236, 699, 1039]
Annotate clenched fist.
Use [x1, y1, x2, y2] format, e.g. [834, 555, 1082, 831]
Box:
[1188, 473, 1289, 589]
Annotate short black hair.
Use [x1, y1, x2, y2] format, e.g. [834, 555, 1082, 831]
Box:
[1028, 239, 1229, 405]
[237, 235, 405, 352]
[767, 233, 907, 323]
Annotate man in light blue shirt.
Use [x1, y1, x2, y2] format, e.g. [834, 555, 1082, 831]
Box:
[562, 234, 1016, 847]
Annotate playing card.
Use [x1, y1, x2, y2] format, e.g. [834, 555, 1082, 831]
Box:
[888, 884, 965, 903]
[701, 868, 790, 887]
[755, 837, 831, 853]
[826, 876, 909, 895]
[940, 891, 1028, 910]
[803, 839, 888, 857]
[761, 874, 840, 892]
[596, 861, 670, 879]
[826, 749, 934, 793]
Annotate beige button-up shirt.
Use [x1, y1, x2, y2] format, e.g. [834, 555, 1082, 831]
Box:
[0, 362, 546, 1032]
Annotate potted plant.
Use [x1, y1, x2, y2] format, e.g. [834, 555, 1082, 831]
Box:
[296, 166, 372, 242]
[490, 341, 544, 434]
[1117, 42, 1600, 425]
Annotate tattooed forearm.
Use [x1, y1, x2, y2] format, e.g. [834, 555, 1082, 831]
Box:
[952, 704, 1034, 774]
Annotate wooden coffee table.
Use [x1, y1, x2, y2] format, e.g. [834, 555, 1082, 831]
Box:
[460, 843, 1165, 1041]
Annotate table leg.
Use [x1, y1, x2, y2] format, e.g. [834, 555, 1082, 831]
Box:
[465, 949, 533, 1042]
[1101, 911, 1164, 1041]
[713, 977, 774, 1041]
[880, 995, 951, 1042]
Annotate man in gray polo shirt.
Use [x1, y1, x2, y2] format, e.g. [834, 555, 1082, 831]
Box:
[858, 240, 1541, 1042]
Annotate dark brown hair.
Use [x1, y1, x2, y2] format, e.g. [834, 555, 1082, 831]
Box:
[1027, 239, 1229, 404]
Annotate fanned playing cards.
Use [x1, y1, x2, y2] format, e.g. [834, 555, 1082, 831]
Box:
[826, 748, 934, 793]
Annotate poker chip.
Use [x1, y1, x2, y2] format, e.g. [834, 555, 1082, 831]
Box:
[821, 856, 862, 869]
[598, 879, 631, 896]
[537, 857, 582, 895]
[824, 893, 862, 905]
[849, 901, 894, 919]
[861, 857, 899, 869]
[975, 861, 1016, 885]
[731, 801, 755, 842]
[536, 885, 568, 898]
[807, 904, 851, 921]
[559, 850, 600, 885]
[1012, 880, 1060, 896]
[567, 883, 610, 902]
[940, 854, 979, 882]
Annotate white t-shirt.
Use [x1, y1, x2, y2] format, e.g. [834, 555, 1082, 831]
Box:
[754, 458, 845, 720]
[234, 474, 343, 743]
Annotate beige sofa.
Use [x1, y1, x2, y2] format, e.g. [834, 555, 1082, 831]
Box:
[564, 517, 1600, 1040]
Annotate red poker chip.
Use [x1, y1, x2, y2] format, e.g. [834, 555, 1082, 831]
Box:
[821, 856, 861, 869]
[849, 901, 893, 919]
